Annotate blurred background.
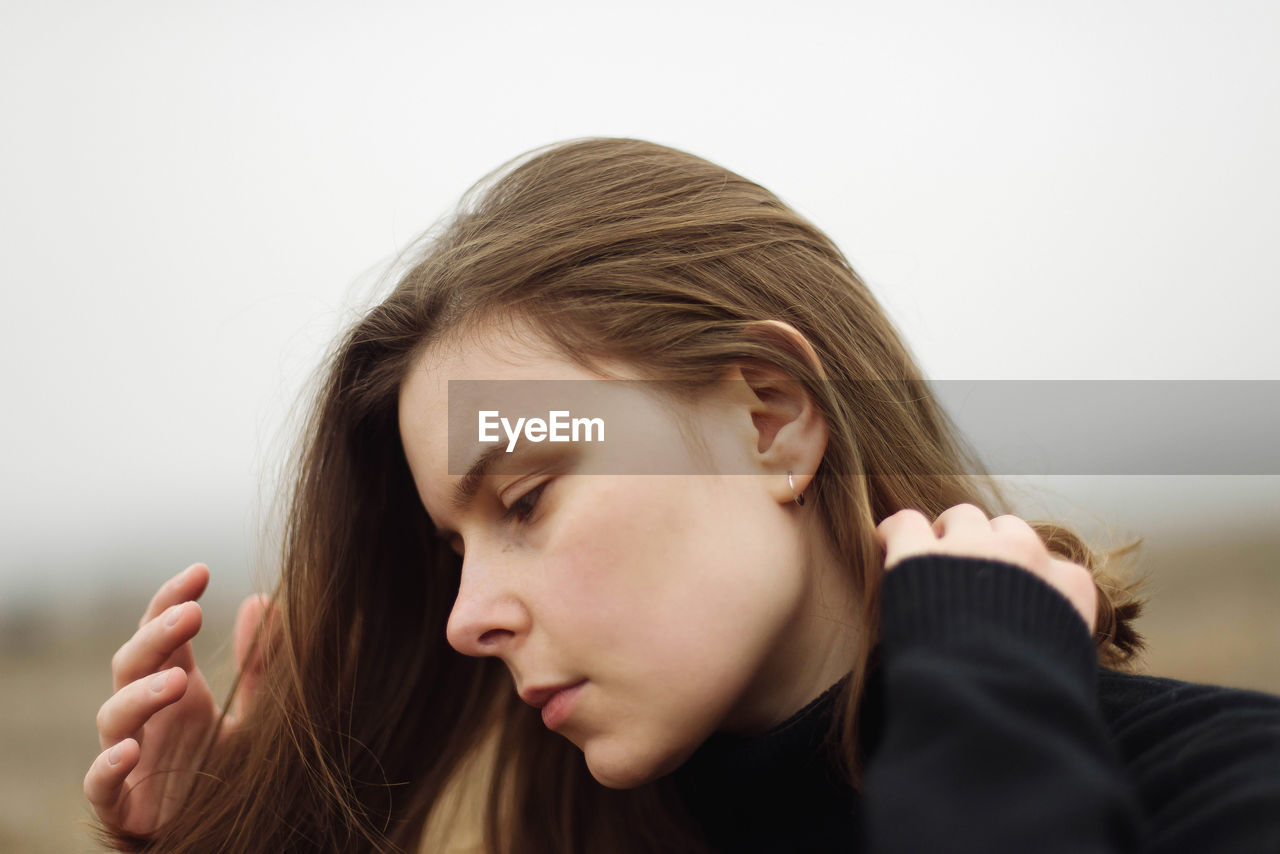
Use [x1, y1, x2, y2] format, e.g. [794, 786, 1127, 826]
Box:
[1, 1, 1277, 851]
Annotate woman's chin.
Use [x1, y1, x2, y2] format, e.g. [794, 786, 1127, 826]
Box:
[580, 736, 690, 790]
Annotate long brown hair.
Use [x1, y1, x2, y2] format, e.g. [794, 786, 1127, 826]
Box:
[97, 137, 1146, 853]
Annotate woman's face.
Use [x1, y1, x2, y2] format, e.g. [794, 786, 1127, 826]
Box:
[397, 319, 860, 789]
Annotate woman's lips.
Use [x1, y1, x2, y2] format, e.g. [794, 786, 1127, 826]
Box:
[540, 680, 586, 729]
[519, 679, 583, 709]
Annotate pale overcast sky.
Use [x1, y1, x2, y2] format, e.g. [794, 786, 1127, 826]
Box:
[1, 1, 1277, 602]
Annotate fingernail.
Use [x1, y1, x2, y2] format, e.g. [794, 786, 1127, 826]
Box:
[165, 604, 182, 627]
[107, 744, 121, 765]
[150, 670, 170, 693]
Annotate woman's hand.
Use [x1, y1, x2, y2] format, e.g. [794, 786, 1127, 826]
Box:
[83, 563, 276, 837]
[876, 504, 1098, 633]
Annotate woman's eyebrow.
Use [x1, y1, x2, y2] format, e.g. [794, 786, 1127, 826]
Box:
[423, 447, 509, 541]
[432, 443, 570, 539]
[451, 444, 516, 514]
[426, 445, 515, 540]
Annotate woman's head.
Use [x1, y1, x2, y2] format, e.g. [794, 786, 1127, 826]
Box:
[397, 312, 862, 790]
[374, 136, 997, 793]
[110, 138, 1144, 854]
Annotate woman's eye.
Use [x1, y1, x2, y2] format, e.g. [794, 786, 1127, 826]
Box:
[501, 481, 548, 525]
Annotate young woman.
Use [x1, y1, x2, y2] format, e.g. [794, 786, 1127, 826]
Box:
[85, 138, 1280, 853]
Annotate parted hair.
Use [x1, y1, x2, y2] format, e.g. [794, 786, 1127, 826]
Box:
[97, 137, 1145, 853]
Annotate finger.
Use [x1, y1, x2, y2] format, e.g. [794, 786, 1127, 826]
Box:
[232, 594, 273, 671]
[876, 508, 937, 571]
[988, 514, 1035, 536]
[98, 667, 189, 750]
[1048, 556, 1100, 633]
[84, 738, 140, 819]
[875, 508, 929, 545]
[229, 594, 275, 722]
[112, 603, 203, 692]
[931, 503, 990, 538]
[139, 563, 210, 630]
[988, 514, 1050, 570]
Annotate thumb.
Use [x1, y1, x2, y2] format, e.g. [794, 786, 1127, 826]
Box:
[229, 593, 276, 724]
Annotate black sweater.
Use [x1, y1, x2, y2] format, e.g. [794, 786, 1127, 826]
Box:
[670, 554, 1280, 853]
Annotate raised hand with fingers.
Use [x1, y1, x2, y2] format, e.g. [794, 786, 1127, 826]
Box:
[876, 503, 1098, 633]
[83, 563, 278, 838]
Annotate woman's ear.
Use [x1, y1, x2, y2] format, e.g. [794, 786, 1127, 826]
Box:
[721, 320, 829, 502]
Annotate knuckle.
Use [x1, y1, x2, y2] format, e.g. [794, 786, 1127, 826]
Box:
[1052, 559, 1095, 599]
[95, 702, 110, 734]
[885, 507, 921, 524]
[1073, 568, 1099, 602]
[991, 517, 1043, 554]
[941, 503, 980, 519]
[933, 504, 980, 531]
[1007, 532, 1045, 563]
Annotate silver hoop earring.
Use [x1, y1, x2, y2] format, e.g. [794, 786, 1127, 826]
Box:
[788, 471, 805, 506]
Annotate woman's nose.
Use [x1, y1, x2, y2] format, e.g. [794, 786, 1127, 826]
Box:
[444, 560, 530, 658]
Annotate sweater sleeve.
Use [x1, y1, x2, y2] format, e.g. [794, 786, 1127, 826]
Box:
[862, 553, 1145, 854]
[1098, 669, 1280, 853]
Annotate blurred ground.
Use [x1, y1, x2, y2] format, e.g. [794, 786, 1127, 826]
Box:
[2, 526, 1278, 853]
[0, 585, 247, 854]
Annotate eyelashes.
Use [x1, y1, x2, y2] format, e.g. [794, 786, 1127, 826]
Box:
[501, 480, 548, 526]
[444, 480, 551, 559]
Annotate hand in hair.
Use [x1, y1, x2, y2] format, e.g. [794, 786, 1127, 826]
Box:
[876, 504, 1099, 634]
[83, 563, 277, 838]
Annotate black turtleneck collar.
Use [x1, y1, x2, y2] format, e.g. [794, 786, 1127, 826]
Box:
[669, 652, 886, 853]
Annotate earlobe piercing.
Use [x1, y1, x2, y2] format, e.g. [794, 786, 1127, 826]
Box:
[788, 470, 805, 506]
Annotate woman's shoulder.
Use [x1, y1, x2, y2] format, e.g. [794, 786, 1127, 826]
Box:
[1095, 668, 1280, 850]
[1096, 666, 1280, 775]
[1096, 666, 1280, 730]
